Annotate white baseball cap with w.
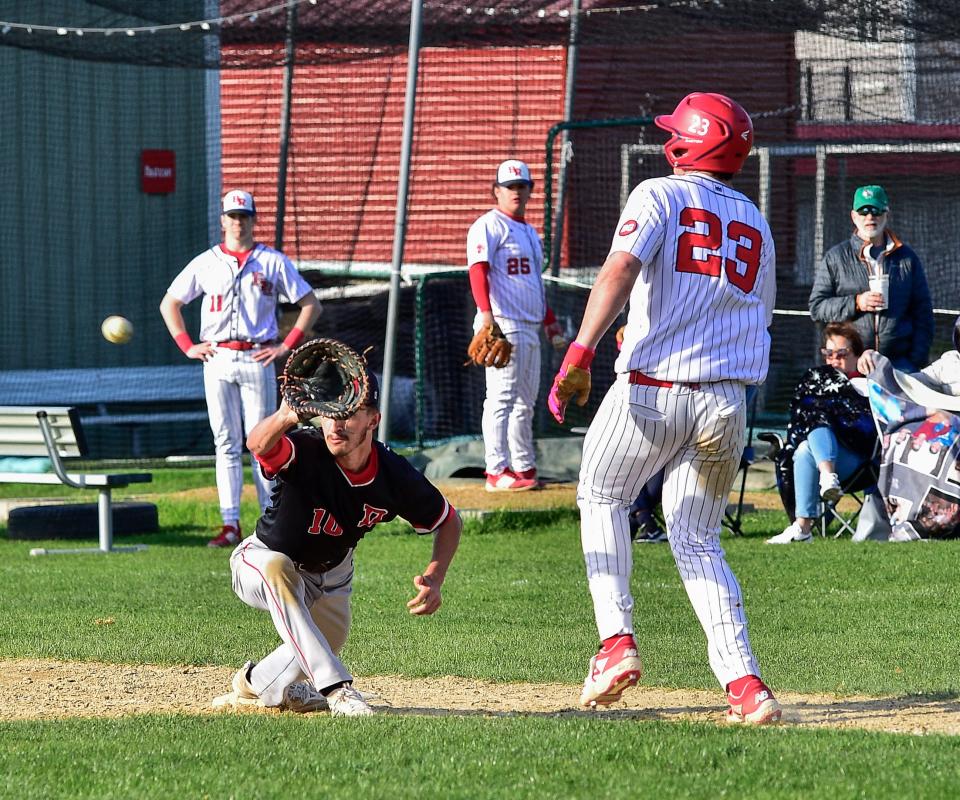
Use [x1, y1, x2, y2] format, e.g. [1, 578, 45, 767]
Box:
[496, 160, 533, 187]
[222, 190, 256, 215]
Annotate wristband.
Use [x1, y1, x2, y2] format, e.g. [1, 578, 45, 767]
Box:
[561, 342, 595, 371]
[174, 332, 194, 354]
[283, 327, 305, 350]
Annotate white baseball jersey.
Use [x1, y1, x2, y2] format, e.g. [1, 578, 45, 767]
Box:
[612, 174, 775, 384]
[167, 244, 313, 342]
[576, 171, 777, 696]
[466, 209, 546, 325]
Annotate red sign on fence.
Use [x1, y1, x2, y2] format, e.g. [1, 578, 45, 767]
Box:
[141, 149, 176, 194]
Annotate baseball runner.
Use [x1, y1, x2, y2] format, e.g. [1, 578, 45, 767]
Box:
[466, 159, 566, 491]
[160, 190, 320, 547]
[212, 371, 462, 716]
[548, 93, 781, 724]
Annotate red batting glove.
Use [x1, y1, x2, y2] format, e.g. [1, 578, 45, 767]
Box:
[548, 342, 595, 424]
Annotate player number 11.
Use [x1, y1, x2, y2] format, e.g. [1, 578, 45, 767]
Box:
[675, 207, 761, 293]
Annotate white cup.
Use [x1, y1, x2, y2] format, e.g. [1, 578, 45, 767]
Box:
[868, 274, 889, 310]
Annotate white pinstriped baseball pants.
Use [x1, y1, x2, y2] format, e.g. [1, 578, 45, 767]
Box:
[578, 374, 761, 688]
[203, 347, 277, 524]
[481, 320, 540, 475]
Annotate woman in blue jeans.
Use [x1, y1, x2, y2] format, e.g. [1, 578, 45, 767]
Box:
[767, 322, 878, 544]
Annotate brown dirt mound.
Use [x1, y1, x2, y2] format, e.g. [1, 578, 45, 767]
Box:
[3, 658, 958, 735]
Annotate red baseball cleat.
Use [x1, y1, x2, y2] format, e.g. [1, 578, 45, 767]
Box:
[512, 468, 542, 487]
[580, 634, 643, 707]
[726, 676, 782, 725]
[208, 523, 242, 548]
[485, 471, 537, 493]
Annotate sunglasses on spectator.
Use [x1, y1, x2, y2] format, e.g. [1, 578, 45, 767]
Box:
[855, 206, 886, 216]
[821, 347, 850, 358]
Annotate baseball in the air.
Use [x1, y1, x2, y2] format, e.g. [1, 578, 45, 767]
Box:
[101, 315, 134, 344]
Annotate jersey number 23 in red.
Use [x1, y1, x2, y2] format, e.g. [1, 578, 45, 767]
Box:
[675, 208, 761, 293]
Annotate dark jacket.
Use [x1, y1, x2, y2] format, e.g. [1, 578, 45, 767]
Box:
[774, 365, 878, 521]
[809, 232, 933, 369]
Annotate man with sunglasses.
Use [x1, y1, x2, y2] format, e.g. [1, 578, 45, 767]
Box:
[809, 184, 932, 371]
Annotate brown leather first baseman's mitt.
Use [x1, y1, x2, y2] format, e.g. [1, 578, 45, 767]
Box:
[466, 323, 513, 368]
[281, 338, 370, 422]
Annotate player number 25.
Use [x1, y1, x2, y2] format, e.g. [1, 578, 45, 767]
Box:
[675, 207, 761, 293]
[507, 257, 531, 275]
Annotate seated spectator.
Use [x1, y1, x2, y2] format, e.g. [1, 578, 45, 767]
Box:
[628, 470, 667, 543]
[859, 314, 960, 396]
[766, 322, 878, 544]
[858, 321, 960, 541]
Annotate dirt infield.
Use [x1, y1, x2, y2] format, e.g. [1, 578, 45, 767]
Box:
[3, 658, 959, 734]
[173, 481, 790, 515]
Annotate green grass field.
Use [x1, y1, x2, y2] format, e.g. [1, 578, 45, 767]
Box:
[2, 469, 960, 799]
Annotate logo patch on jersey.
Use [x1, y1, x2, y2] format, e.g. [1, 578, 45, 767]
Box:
[307, 508, 344, 537]
[358, 504, 388, 529]
[251, 272, 274, 296]
[619, 220, 638, 236]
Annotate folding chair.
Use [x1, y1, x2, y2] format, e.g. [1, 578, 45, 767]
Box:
[819, 445, 881, 539]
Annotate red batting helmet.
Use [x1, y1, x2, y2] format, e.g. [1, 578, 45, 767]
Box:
[655, 93, 754, 175]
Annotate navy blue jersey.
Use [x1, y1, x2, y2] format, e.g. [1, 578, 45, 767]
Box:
[255, 428, 450, 572]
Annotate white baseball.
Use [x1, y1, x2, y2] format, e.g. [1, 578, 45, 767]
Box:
[101, 315, 133, 344]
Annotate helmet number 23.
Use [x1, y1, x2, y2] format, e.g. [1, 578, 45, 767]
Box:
[675, 207, 761, 293]
[686, 115, 710, 137]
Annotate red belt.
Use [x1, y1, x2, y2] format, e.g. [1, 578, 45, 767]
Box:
[628, 370, 701, 391]
[216, 340, 259, 351]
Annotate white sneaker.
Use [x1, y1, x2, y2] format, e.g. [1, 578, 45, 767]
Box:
[211, 662, 329, 713]
[212, 661, 264, 709]
[819, 472, 842, 503]
[282, 682, 329, 713]
[327, 685, 375, 717]
[766, 522, 813, 544]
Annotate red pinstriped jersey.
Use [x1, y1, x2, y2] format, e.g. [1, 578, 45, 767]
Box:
[255, 428, 451, 572]
[466, 209, 545, 324]
[612, 174, 776, 384]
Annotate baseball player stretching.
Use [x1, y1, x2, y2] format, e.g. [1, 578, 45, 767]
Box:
[160, 190, 320, 547]
[548, 93, 781, 724]
[212, 372, 462, 716]
[467, 159, 566, 491]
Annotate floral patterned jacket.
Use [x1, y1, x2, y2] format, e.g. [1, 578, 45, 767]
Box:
[784, 365, 878, 460]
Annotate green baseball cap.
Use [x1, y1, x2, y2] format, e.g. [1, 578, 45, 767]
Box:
[852, 185, 889, 211]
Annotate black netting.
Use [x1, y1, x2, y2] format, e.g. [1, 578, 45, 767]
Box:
[4, 0, 960, 459]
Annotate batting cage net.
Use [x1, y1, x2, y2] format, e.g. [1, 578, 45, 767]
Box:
[2, 0, 960, 461]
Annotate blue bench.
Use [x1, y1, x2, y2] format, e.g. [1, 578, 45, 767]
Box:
[0, 365, 208, 458]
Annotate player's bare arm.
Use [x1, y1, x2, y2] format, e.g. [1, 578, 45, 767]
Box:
[407, 509, 462, 616]
[159, 293, 215, 361]
[253, 293, 321, 366]
[246, 399, 300, 456]
[573, 251, 644, 349]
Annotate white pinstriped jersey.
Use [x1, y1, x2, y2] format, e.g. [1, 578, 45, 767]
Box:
[168, 243, 313, 342]
[612, 174, 776, 384]
[466, 209, 545, 324]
